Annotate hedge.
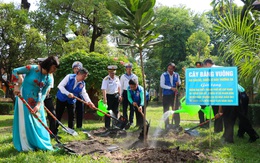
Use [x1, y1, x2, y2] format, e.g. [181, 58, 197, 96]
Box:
[248, 104, 260, 126]
[0, 102, 13, 115]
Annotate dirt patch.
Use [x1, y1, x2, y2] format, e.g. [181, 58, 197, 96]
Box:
[111, 148, 205, 163]
[89, 127, 127, 138]
[64, 139, 119, 156]
[64, 139, 205, 162]
[64, 127, 207, 162]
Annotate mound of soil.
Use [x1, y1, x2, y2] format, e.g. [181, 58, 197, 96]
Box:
[64, 127, 206, 162]
[108, 147, 204, 163]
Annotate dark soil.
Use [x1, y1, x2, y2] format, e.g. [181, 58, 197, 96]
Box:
[64, 127, 206, 162]
[107, 147, 205, 163]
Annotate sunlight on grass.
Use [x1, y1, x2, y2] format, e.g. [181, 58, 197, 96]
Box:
[0, 102, 260, 162]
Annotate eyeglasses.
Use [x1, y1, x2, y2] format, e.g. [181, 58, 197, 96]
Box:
[125, 66, 132, 68]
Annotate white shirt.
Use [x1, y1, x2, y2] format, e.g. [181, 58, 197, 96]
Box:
[2, 73, 7, 81]
[160, 71, 181, 90]
[120, 73, 138, 94]
[101, 75, 121, 94]
[50, 74, 54, 88]
[212, 64, 222, 67]
[58, 74, 91, 102]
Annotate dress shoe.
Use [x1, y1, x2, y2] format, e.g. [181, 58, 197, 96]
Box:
[248, 136, 259, 143]
[237, 134, 244, 138]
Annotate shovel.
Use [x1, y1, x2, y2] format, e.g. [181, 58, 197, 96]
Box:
[17, 95, 75, 153]
[134, 106, 150, 141]
[74, 96, 129, 130]
[185, 113, 222, 136]
[168, 90, 178, 129]
[44, 106, 78, 136]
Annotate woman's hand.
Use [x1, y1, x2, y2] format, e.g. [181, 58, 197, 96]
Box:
[13, 85, 21, 96]
[32, 102, 41, 114]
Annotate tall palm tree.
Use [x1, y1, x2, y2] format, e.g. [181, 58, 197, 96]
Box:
[214, 9, 260, 100]
[211, 0, 234, 14]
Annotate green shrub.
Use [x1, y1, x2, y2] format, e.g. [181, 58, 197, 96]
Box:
[248, 104, 260, 126]
[0, 89, 5, 98]
[0, 102, 14, 115]
[53, 51, 142, 105]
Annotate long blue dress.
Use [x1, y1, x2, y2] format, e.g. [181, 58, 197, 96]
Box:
[12, 65, 53, 151]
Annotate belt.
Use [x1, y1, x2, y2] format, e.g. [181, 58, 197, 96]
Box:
[107, 93, 119, 95]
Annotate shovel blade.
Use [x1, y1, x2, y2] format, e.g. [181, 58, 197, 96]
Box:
[185, 128, 200, 136]
[62, 127, 78, 136]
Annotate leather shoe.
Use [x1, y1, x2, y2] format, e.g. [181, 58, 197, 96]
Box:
[248, 136, 259, 143]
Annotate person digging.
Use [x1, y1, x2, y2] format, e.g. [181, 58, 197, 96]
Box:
[127, 79, 150, 140]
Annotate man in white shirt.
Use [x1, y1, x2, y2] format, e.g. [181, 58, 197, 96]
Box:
[55, 68, 95, 133]
[120, 63, 138, 126]
[101, 65, 122, 129]
[160, 63, 181, 129]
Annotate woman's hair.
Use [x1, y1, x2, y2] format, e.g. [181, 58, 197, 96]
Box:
[40, 56, 60, 72]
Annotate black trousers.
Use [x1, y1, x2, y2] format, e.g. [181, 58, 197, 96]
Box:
[135, 106, 144, 127]
[56, 98, 76, 131]
[75, 99, 84, 128]
[122, 90, 134, 123]
[44, 96, 57, 135]
[105, 94, 119, 129]
[198, 106, 206, 124]
[163, 94, 180, 128]
[222, 91, 259, 142]
[198, 105, 209, 127]
[212, 106, 223, 133]
[222, 105, 258, 142]
[237, 93, 250, 137]
[222, 106, 236, 143]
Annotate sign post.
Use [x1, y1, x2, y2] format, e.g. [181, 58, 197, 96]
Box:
[185, 67, 238, 147]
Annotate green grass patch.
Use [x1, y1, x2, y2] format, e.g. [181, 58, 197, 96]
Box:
[0, 102, 260, 162]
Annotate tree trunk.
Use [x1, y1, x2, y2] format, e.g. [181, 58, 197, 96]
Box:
[90, 9, 103, 52]
[139, 49, 148, 145]
[21, 0, 30, 10]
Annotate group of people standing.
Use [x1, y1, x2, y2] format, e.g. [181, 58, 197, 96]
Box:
[10, 56, 259, 152]
[101, 63, 145, 129]
[196, 59, 259, 143]
[11, 56, 145, 151]
[160, 59, 259, 144]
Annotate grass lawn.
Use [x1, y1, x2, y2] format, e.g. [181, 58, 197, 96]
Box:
[0, 102, 260, 162]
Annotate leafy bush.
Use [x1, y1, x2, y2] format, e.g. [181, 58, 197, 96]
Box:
[0, 89, 5, 97]
[0, 102, 13, 115]
[53, 51, 142, 105]
[248, 104, 260, 126]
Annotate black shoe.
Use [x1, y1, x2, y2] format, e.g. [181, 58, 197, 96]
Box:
[237, 134, 244, 138]
[248, 136, 259, 143]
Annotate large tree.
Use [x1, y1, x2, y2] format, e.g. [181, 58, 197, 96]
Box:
[151, 6, 195, 68]
[106, 0, 160, 144]
[0, 3, 45, 97]
[186, 30, 211, 60]
[31, 0, 112, 54]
